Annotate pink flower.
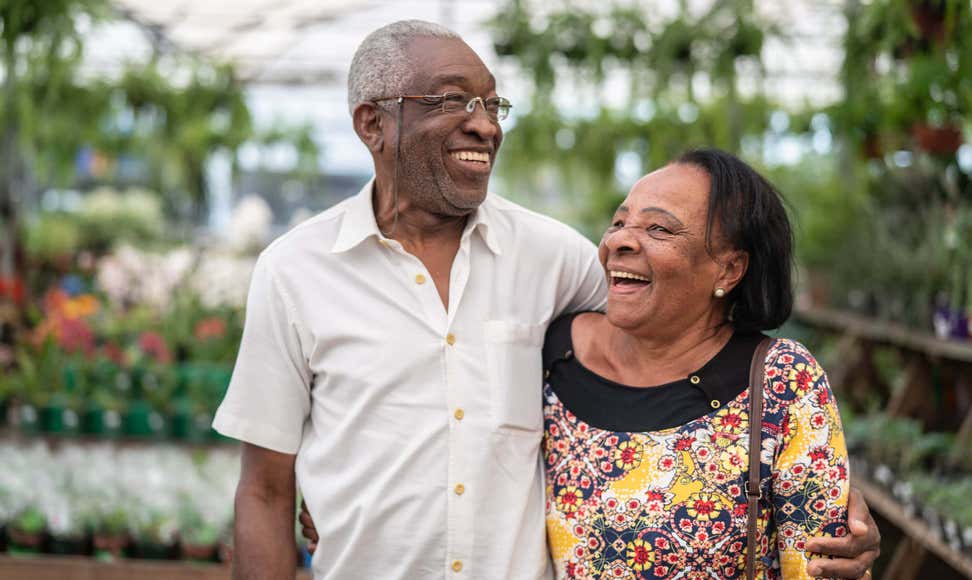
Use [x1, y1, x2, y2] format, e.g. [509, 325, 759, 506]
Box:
[58, 318, 95, 357]
[194, 317, 227, 341]
[139, 331, 172, 364]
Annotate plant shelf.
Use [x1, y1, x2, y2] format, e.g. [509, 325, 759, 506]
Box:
[855, 478, 972, 579]
[793, 307, 972, 363]
[0, 555, 312, 580]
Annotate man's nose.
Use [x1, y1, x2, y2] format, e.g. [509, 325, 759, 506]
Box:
[461, 101, 499, 141]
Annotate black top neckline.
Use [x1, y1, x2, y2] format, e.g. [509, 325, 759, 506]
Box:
[542, 312, 767, 432]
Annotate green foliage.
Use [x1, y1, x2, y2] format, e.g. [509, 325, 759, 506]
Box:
[77, 187, 166, 252]
[488, 0, 778, 234]
[12, 506, 46, 534]
[21, 213, 83, 261]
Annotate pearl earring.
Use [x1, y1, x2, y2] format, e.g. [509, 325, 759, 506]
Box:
[714, 288, 726, 298]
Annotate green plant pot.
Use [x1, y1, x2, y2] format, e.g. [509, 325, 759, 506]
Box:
[123, 401, 166, 439]
[18, 404, 39, 435]
[169, 410, 193, 441]
[82, 407, 122, 438]
[39, 404, 79, 435]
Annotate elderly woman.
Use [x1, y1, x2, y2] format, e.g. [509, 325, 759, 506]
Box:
[542, 149, 849, 579]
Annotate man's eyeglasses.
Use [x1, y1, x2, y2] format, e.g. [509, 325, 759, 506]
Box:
[374, 92, 512, 122]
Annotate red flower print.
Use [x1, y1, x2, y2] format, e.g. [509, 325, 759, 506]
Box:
[809, 446, 829, 462]
[675, 435, 695, 451]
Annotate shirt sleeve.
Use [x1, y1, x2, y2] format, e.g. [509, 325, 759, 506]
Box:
[212, 253, 313, 454]
[769, 345, 850, 578]
[553, 229, 607, 316]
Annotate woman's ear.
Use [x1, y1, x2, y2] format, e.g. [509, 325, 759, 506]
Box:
[352, 102, 385, 153]
[717, 250, 749, 294]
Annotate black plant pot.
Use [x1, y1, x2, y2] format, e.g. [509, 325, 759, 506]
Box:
[46, 533, 91, 556]
[130, 540, 177, 560]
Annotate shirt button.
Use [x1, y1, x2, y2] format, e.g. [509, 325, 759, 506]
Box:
[452, 560, 463, 573]
[690, 375, 701, 385]
[454, 483, 465, 495]
[446, 333, 456, 346]
[710, 399, 721, 409]
[415, 274, 426, 285]
[454, 408, 465, 421]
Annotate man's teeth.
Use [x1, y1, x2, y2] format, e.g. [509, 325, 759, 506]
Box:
[610, 270, 650, 282]
[451, 151, 490, 163]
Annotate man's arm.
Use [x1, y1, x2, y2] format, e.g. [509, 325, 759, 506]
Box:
[805, 486, 881, 578]
[233, 442, 298, 580]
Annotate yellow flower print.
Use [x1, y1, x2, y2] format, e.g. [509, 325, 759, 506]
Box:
[626, 537, 655, 571]
[613, 440, 643, 470]
[556, 486, 584, 515]
[713, 408, 748, 435]
[719, 447, 747, 475]
[788, 362, 822, 396]
[686, 493, 725, 521]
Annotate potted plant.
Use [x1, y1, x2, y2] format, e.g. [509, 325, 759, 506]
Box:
[45, 506, 89, 556]
[129, 511, 178, 560]
[80, 358, 124, 438]
[7, 506, 46, 554]
[88, 504, 130, 560]
[178, 501, 219, 562]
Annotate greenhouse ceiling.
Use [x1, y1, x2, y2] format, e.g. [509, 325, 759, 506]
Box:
[109, 0, 502, 85]
[107, 0, 845, 104]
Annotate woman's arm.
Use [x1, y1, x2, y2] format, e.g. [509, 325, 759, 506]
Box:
[769, 343, 850, 579]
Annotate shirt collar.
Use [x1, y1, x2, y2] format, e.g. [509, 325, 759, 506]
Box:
[330, 177, 502, 255]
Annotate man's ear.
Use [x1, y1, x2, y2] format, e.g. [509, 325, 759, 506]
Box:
[352, 102, 385, 153]
[717, 250, 749, 294]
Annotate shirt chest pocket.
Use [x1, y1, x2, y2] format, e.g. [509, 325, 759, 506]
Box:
[484, 320, 545, 433]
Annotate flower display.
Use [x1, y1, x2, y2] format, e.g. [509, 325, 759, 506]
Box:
[0, 441, 239, 549]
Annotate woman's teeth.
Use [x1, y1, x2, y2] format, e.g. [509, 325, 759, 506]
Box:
[610, 270, 650, 282]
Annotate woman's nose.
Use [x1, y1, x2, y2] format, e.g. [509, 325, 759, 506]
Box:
[604, 227, 640, 254]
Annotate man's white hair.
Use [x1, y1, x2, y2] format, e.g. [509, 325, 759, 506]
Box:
[347, 20, 461, 114]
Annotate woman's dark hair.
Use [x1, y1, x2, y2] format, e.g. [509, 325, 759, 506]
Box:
[674, 148, 793, 332]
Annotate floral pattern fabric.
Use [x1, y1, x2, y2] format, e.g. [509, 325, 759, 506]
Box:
[544, 339, 849, 579]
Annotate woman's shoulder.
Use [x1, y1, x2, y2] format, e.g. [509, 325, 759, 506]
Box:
[762, 338, 831, 403]
[543, 311, 602, 370]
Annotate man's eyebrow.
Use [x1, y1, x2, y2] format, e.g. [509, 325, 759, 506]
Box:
[640, 206, 685, 227]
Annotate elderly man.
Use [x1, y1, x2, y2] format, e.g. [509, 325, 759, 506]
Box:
[215, 20, 879, 580]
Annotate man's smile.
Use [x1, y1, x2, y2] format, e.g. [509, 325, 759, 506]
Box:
[448, 149, 492, 174]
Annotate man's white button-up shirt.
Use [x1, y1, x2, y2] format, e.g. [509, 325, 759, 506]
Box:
[214, 180, 607, 579]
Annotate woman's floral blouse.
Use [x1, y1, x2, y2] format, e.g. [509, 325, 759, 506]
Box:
[544, 339, 849, 579]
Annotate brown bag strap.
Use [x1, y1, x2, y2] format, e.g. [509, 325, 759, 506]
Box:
[746, 337, 773, 580]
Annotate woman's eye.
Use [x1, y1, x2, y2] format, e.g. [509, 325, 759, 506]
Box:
[611, 220, 624, 228]
[648, 225, 671, 234]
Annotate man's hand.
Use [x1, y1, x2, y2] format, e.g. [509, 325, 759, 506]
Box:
[805, 486, 881, 578]
[299, 499, 319, 554]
